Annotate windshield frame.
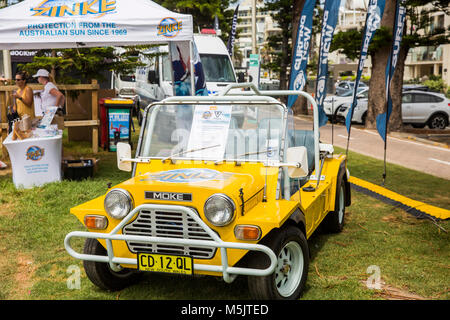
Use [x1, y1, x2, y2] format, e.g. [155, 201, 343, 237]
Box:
[135, 100, 288, 165]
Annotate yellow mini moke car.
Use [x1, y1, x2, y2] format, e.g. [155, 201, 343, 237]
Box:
[65, 84, 351, 300]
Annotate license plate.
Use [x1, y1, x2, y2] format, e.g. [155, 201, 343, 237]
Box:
[137, 253, 193, 275]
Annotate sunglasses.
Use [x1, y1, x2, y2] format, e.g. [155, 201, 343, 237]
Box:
[15, 78, 24, 81]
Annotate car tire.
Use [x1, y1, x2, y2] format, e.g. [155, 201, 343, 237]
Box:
[361, 112, 367, 125]
[83, 238, 143, 291]
[428, 113, 448, 130]
[136, 101, 143, 126]
[330, 107, 341, 124]
[322, 176, 346, 233]
[247, 225, 309, 300]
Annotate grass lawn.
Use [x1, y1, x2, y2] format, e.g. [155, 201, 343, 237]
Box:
[0, 122, 448, 300]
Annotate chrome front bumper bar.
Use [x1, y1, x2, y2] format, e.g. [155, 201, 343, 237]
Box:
[64, 204, 277, 283]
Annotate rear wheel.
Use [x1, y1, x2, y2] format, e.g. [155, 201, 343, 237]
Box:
[428, 113, 448, 130]
[248, 225, 309, 300]
[83, 238, 142, 291]
[322, 177, 346, 233]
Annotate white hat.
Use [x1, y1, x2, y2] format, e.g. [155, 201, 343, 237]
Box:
[32, 69, 50, 78]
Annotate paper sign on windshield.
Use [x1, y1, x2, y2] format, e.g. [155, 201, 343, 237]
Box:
[186, 105, 232, 159]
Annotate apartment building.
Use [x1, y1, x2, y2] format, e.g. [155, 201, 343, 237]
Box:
[404, 8, 450, 85]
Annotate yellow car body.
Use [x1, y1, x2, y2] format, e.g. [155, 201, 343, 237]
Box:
[65, 85, 351, 299]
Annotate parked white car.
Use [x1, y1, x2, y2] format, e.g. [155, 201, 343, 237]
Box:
[336, 90, 450, 129]
[323, 88, 368, 122]
[335, 80, 368, 96]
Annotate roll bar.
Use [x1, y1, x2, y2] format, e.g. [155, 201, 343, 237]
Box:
[219, 83, 320, 178]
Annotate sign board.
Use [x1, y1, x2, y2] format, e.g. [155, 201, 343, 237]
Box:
[108, 108, 131, 152]
[248, 54, 260, 87]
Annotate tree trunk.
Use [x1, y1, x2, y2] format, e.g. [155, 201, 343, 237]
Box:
[366, 0, 409, 134]
[279, 32, 289, 91]
[291, 0, 309, 115]
[388, 44, 409, 132]
[366, 0, 396, 131]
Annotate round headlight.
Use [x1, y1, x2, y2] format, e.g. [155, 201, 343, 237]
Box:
[204, 194, 236, 227]
[104, 189, 133, 219]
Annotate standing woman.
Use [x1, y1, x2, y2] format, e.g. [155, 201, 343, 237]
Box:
[12, 71, 35, 119]
[32, 69, 65, 110]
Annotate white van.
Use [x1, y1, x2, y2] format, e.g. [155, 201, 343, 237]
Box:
[111, 72, 136, 99]
[134, 34, 237, 123]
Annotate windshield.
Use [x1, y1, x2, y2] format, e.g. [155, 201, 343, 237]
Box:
[199, 54, 236, 83]
[336, 87, 366, 97]
[139, 103, 285, 162]
[120, 74, 135, 82]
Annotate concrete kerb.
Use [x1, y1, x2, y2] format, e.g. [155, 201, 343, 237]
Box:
[292, 114, 449, 149]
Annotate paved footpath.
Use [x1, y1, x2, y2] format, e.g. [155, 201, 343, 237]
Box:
[294, 117, 450, 180]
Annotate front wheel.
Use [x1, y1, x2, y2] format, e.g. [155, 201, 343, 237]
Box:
[248, 225, 309, 300]
[83, 238, 142, 291]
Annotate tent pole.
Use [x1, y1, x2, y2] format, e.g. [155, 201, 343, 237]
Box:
[168, 43, 176, 96]
[189, 40, 195, 96]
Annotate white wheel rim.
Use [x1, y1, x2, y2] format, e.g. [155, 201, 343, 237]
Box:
[338, 186, 345, 224]
[275, 241, 304, 297]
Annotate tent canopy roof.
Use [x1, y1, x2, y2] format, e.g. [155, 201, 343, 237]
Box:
[0, 0, 193, 49]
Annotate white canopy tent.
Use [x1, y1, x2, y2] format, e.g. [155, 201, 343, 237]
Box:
[0, 0, 193, 48]
[0, 0, 197, 93]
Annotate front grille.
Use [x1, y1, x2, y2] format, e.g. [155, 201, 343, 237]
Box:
[122, 208, 217, 259]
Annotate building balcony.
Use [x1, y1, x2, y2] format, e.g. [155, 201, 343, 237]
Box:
[407, 45, 443, 64]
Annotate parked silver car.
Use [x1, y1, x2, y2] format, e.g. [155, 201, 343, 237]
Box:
[336, 90, 450, 129]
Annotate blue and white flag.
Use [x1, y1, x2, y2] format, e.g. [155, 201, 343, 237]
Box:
[170, 41, 208, 97]
[315, 0, 340, 127]
[227, 5, 239, 57]
[346, 0, 386, 133]
[287, 0, 317, 109]
[376, 0, 407, 141]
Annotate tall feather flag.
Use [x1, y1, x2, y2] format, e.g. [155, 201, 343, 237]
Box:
[227, 5, 239, 57]
[170, 41, 208, 97]
[376, 0, 407, 141]
[376, 0, 407, 184]
[345, 0, 386, 135]
[287, 0, 317, 109]
[315, 0, 340, 127]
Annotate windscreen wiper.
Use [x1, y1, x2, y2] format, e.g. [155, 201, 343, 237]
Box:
[214, 148, 278, 165]
[162, 144, 221, 163]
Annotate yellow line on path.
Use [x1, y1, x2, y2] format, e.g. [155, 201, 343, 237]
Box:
[349, 176, 450, 220]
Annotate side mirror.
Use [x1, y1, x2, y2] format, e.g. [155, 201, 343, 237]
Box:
[117, 142, 132, 172]
[148, 70, 159, 84]
[286, 146, 309, 178]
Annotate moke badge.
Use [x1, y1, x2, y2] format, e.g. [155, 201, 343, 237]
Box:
[145, 191, 192, 202]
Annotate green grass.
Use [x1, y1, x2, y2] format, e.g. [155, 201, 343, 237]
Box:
[0, 123, 448, 300]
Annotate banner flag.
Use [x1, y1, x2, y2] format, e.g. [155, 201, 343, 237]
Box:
[170, 41, 208, 97]
[345, 0, 386, 133]
[227, 5, 240, 57]
[315, 0, 340, 127]
[376, 0, 407, 141]
[287, 0, 317, 109]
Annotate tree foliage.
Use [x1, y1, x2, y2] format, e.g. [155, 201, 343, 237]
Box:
[19, 47, 143, 84]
